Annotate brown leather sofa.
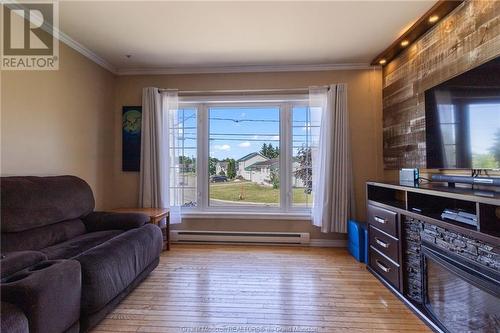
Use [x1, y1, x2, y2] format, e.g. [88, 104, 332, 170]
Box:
[0, 176, 163, 332]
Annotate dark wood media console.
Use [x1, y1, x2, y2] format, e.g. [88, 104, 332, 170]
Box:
[366, 181, 500, 333]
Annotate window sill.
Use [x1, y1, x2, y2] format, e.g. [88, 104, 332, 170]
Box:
[181, 211, 312, 221]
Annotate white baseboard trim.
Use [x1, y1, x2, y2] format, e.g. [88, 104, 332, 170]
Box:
[309, 239, 347, 247]
[170, 237, 347, 248]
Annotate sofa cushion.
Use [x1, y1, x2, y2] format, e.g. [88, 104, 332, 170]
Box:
[84, 211, 149, 232]
[1, 302, 29, 333]
[1, 176, 95, 233]
[1, 219, 87, 252]
[76, 224, 163, 314]
[40, 230, 123, 260]
[0, 251, 47, 278]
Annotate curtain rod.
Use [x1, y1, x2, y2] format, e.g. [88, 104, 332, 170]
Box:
[158, 86, 330, 95]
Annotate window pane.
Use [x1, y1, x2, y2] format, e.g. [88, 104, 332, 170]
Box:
[208, 106, 280, 208]
[292, 106, 319, 208]
[170, 108, 197, 207]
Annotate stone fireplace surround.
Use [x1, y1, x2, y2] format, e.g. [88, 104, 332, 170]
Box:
[403, 216, 500, 304]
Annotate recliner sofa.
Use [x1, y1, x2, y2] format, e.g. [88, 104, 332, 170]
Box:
[0, 176, 163, 332]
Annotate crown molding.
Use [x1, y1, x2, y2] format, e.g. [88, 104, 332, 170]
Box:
[3, 0, 117, 74]
[115, 63, 376, 76]
[58, 30, 117, 74]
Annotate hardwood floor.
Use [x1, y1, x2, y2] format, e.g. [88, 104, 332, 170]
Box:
[92, 245, 431, 333]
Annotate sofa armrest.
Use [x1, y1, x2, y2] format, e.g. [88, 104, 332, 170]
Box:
[1, 259, 81, 333]
[1, 302, 29, 333]
[1, 251, 47, 279]
[83, 211, 149, 232]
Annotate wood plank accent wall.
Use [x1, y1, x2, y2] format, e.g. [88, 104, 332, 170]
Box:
[382, 0, 500, 170]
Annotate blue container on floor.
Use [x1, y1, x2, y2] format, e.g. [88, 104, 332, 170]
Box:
[348, 220, 368, 263]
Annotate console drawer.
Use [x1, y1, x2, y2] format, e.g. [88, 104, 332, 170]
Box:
[369, 225, 399, 263]
[367, 204, 398, 236]
[370, 247, 400, 289]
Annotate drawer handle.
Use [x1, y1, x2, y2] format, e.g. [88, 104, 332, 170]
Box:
[375, 237, 390, 248]
[373, 216, 387, 224]
[375, 260, 391, 273]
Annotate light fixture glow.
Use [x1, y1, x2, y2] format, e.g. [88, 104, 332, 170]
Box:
[429, 15, 439, 23]
[401, 40, 409, 47]
[379, 59, 387, 65]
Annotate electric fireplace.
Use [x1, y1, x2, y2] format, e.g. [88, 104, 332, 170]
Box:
[422, 243, 500, 333]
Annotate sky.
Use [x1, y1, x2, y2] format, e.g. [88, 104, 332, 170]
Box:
[176, 106, 317, 161]
[209, 106, 279, 160]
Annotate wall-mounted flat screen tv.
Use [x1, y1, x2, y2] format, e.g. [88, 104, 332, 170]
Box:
[425, 56, 500, 169]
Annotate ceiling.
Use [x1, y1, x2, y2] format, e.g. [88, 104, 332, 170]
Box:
[59, 1, 436, 73]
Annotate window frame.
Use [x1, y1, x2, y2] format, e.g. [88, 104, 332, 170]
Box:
[177, 94, 311, 217]
[168, 106, 198, 208]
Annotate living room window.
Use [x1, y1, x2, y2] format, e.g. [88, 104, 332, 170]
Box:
[174, 94, 316, 215]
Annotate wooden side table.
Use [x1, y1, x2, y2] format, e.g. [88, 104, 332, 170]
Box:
[110, 208, 170, 251]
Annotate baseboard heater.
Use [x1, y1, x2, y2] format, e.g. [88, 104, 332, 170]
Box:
[171, 230, 310, 245]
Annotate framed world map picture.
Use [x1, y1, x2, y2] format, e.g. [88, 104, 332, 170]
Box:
[122, 106, 142, 171]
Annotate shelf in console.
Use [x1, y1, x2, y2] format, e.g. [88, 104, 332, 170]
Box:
[367, 181, 500, 206]
[479, 204, 500, 238]
[367, 183, 406, 210]
[407, 190, 477, 227]
[367, 181, 500, 247]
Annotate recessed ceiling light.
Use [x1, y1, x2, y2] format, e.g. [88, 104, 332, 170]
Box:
[401, 40, 409, 47]
[379, 59, 387, 65]
[429, 15, 439, 23]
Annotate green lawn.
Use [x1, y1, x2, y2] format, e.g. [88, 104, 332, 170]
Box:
[209, 181, 312, 204]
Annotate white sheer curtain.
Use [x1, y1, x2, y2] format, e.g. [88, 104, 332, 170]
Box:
[139, 87, 182, 224]
[163, 90, 182, 224]
[310, 84, 354, 233]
